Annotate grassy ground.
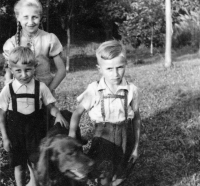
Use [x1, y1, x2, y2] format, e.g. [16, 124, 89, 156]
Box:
[1, 50, 200, 186]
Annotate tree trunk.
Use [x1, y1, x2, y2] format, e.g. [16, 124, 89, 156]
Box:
[66, 27, 70, 72]
[46, 0, 50, 32]
[150, 25, 154, 56]
[164, 0, 172, 68]
[71, 15, 75, 44]
[9, 21, 13, 38]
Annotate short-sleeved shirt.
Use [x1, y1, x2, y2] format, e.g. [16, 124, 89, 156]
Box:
[0, 78, 56, 115]
[77, 77, 139, 123]
[3, 29, 63, 86]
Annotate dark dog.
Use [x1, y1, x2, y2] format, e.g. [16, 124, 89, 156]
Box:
[34, 110, 94, 186]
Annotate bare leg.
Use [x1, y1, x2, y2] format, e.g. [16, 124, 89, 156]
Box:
[112, 174, 125, 186]
[100, 178, 110, 186]
[15, 165, 26, 186]
[112, 178, 124, 186]
[99, 174, 112, 186]
[26, 163, 37, 186]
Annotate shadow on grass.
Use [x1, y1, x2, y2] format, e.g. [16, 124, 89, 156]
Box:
[58, 49, 199, 73]
[68, 56, 97, 72]
[174, 53, 200, 63]
[67, 54, 163, 71]
[124, 92, 200, 186]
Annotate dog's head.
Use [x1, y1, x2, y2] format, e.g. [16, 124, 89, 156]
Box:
[36, 134, 94, 186]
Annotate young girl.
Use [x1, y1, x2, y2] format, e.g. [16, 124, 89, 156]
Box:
[0, 46, 68, 186]
[3, 0, 66, 92]
[69, 40, 141, 186]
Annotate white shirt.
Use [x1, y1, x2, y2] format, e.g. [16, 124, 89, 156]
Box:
[0, 78, 56, 115]
[77, 77, 139, 123]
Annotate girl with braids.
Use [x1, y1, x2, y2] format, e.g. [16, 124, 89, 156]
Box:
[3, 0, 66, 93]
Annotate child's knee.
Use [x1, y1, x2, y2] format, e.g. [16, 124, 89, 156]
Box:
[15, 165, 26, 173]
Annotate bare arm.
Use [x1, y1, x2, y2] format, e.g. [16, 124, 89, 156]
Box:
[129, 88, 141, 162]
[0, 109, 11, 152]
[69, 105, 85, 138]
[46, 103, 69, 128]
[4, 68, 13, 85]
[132, 108, 141, 151]
[0, 109, 7, 140]
[49, 54, 66, 92]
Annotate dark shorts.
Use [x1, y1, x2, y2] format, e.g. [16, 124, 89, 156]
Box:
[6, 109, 73, 167]
[87, 119, 135, 179]
[6, 110, 46, 167]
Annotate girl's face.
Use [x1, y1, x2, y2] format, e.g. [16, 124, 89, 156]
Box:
[18, 6, 41, 35]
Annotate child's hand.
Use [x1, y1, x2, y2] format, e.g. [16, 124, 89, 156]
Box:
[3, 137, 12, 152]
[68, 131, 76, 138]
[54, 112, 69, 128]
[3, 52, 9, 60]
[129, 148, 139, 164]
[112, 175, 124, 186]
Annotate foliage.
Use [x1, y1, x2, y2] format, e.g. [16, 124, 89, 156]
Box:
[1, 0, 200, 50]
[172, 0, 200, 47]
[95, 0, 126, 28]
[117, 0, 165, 48]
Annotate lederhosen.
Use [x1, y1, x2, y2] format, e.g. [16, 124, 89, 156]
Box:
[87, 88, 135, 180]
[6, 80, 46, 167]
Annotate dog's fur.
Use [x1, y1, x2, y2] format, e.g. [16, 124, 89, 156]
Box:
[34, 111, 94, 186]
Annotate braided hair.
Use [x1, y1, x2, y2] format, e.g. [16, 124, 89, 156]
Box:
[16, 21, 22, 46]
[14, 0, 43, 46]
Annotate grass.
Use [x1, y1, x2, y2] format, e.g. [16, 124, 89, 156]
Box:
[1, 49, 200, 186]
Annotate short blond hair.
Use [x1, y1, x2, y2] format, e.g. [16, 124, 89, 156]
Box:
[96, 40, 126, 64]
[9, 46, 36, 66]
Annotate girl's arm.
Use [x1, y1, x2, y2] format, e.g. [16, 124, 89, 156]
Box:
[69, 105, 85, 138]
[4, 68, 13, 85]
[46, 103, 69, 128]
[0, 109, 11, 152]
[49, 54, 66, 92]
[3, 40, 15, 84]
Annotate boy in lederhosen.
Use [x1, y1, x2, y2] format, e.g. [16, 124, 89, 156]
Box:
[0, 46, 68, 186]
[69, 40, 141, 186]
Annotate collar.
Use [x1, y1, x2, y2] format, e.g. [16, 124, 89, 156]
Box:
[97, 77, 129, 92]
[12, 78, 35, 92]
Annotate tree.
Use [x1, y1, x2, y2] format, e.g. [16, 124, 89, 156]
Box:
[95, 0, 127, 40]
[49, 0, 76, 71]
[117, 0, 165, 50]
[173, 0, 200, 50]
[164, 0, 172, 68]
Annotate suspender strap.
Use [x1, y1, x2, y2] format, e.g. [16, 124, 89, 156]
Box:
[100, 92, 106, 123]
[99, 90, 128, 123]
[124, 90, 128, 122]
[13, 94, 35, 98]
[103, 94, 125, 99]
[9, 83, 17, 112]
[34, 80, 40, 112]
[9, 80, 40, 113]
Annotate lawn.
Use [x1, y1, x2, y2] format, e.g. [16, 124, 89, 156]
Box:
[1, 50, 200, 186]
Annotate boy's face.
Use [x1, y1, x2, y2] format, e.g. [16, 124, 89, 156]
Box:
[97, 56, 126, 86]
[18, 6, 41, 35]
[10, 62, 35, 84]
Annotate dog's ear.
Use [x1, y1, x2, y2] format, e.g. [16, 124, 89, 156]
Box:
[36, 146, 52, 186]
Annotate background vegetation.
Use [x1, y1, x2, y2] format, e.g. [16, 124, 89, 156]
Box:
[1, 0, 200, 186]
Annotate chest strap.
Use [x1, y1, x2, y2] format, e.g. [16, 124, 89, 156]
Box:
[9, 80, 40, 113]
[99, 90, 128, 124]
